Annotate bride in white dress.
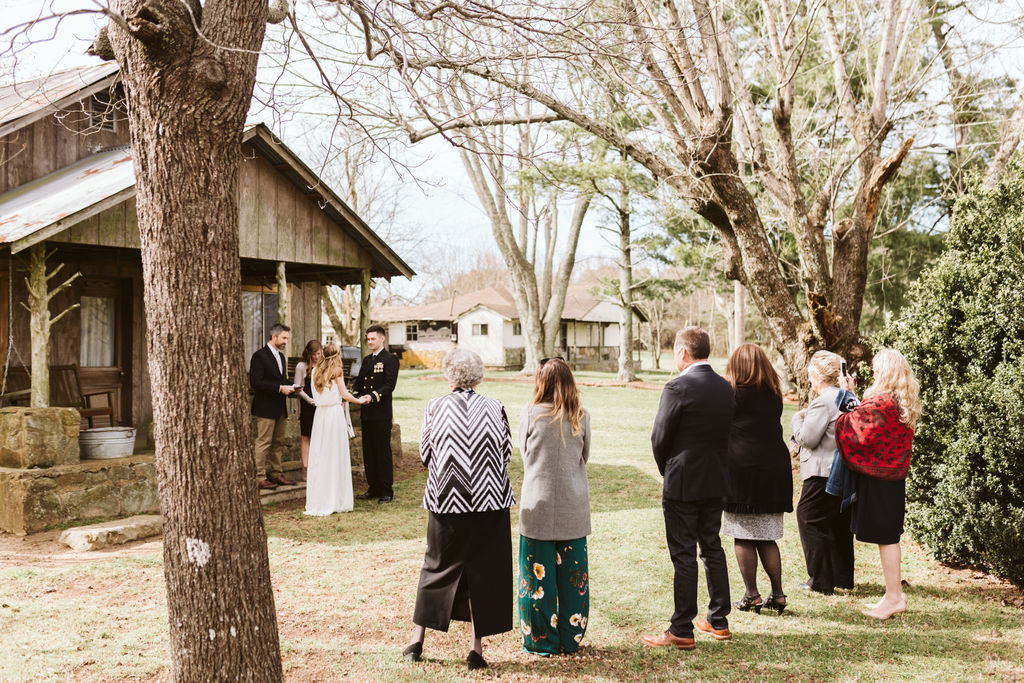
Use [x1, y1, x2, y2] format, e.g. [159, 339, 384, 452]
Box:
[305, 343, 368, 516]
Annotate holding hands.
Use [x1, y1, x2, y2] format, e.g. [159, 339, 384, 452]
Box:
[359, 395, 372, 404]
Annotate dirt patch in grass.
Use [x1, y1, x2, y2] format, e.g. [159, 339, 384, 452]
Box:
[0, 529, 163, 569]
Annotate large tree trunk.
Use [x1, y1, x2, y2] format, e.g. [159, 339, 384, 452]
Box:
[107, 0, 282, 679]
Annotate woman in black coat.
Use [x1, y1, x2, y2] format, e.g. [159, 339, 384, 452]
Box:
[723, 344, 794, 613]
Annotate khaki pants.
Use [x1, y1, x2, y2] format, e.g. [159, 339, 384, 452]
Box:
[254, 416, 287, 480]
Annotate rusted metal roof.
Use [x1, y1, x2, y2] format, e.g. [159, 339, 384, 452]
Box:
[0, 146, 134, 252]
[0, 63, 119, 138]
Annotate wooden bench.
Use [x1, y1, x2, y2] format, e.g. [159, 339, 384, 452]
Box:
[0, 364, 116, 428]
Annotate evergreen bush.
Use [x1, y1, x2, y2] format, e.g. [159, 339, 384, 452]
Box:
[885, 161, 1024, 587]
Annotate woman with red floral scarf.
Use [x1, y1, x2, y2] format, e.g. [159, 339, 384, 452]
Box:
[837, 348, 922, 619]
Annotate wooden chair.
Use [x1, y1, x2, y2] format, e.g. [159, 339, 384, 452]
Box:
[51, 364, 116, 428]
[0, 364, 115, 428]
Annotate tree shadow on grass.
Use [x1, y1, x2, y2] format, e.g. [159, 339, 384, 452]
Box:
[263, 459, 660, 547]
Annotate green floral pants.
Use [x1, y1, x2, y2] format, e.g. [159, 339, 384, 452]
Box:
[517, 535, 589, 655]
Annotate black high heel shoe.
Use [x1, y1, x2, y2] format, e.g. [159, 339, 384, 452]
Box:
[734, 594, 763, 613]
[763, 594, 787, 614]
[402, 641, 423, 662]
[467, 650, 488, 670]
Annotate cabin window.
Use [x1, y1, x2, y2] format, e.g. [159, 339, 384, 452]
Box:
[472, 323, 488, 336]
[89, 92, 117, 132]
[512, 322, 522, 336]
[407, 324, 418, 341]
[241, 290, 280, 361]
[80, 296, 117, 367]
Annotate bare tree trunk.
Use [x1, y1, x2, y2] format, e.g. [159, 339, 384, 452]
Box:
[541, 192, 592, 358]
[106, 0, 282, 678]
[982, 90, 1024, 191]
[23, 243, 80, 407]
[321, 285, 348, 344]
[359, 269, 371, 356]
[616, 188, 636, 382]
[733, 281, 745, 350]
[275, 261, 289, 330]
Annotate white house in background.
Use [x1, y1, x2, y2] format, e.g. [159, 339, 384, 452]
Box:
[374, 285, 647, 370]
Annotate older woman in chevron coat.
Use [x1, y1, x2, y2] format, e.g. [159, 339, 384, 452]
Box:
[403, 348, 515, 672]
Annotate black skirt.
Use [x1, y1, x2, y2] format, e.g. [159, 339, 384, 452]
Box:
[299, 376, 315, 437]
[851, 475, 906, 545]
[413, 508, 513, 638]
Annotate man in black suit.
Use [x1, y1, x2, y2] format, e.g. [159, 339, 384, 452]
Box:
[249, 323, 297, 490]
[643, 327, 735, 651]
[354, 324, 399, 504]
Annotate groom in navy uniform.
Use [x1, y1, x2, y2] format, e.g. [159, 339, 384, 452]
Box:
[355, 324, 399, 504]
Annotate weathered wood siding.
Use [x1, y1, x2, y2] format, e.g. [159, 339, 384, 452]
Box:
[238, 146, 375, 270]
[54, 146, 376, 273]
[0, 105, 129, 195]
[287, 281, 322, 352]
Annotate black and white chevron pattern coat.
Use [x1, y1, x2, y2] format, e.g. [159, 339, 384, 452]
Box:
[420, 389, 516, 514]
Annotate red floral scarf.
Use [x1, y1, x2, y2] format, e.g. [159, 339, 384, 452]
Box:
[835, 392, 914, 481]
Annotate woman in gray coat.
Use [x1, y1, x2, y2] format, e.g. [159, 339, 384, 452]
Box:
[518, 357, 591, 655]
[792, 351, 855, 595]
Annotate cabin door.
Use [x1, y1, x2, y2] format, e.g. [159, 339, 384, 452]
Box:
[78, 278, 133, 426]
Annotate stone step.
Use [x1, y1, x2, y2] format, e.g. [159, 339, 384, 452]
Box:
[58, 514, 163, 551]
[260, 481, 306, 506]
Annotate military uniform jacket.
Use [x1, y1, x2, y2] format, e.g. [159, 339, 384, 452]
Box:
[356, 348, 399, 423]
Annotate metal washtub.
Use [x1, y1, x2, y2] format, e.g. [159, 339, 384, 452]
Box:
[79, 427, 137, 459]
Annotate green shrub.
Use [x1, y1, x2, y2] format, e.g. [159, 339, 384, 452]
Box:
[885, 161, 1024, 587]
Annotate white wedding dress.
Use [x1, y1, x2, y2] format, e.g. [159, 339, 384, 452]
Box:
[304, 370, 354, 515]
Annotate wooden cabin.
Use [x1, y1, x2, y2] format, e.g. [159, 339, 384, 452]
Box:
[0, 65, 414, 446]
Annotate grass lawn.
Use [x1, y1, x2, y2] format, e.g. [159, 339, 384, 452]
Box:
[1, 370, 1023, 680]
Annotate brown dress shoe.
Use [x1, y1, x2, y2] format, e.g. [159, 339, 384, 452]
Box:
[259, 479, 279, 490]
[695, 619, 731, 640]
[641, 630, 696, 650]
[268, 475, 295, 486]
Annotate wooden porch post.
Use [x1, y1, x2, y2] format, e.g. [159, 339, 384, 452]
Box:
[359, 268, 371, 357]
[275, 261, 289, 330]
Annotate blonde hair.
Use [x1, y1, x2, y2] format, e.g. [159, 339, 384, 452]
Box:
[532, 358, 585, 437]
[807, 351, 843, 387]
[865, 348, 922, 429]
[313, 343, 344, 393]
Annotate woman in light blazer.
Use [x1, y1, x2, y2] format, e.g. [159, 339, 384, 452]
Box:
[792, 351, 855, 595]
[404, 348, 515, 672]
[518, 357, 592, 656]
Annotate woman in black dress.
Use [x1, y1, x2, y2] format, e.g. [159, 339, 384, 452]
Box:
[723, 344, 794, 613]
[293, 340, 322, 481]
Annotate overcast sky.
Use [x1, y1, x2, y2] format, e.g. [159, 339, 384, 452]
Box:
[3, 1, 1024, 301]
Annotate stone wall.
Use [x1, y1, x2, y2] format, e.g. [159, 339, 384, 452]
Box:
[0, 408, 80, 468]
[0, 455, 159, 535]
